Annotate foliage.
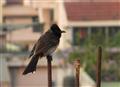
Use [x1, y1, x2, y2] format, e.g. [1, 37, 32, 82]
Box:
[68, 30, 120, 81]
[109, 31, 120, 47]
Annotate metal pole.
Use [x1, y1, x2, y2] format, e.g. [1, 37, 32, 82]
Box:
[96, 46, 102, 87]
[47, 55, 52, 87]
[75, 59, 80, 87]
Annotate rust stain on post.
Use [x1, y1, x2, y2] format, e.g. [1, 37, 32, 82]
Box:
[96, 46, 102, 87]
[75, 59, 80, 87]
[47, 55, 52, 87]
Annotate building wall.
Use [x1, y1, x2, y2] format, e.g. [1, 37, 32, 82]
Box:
[9, 66, 58, 87]
[0, 0, 2, 24]
[56, 0, 72, 49]
[2, 0, 72, 50]
[0, 82, 10, 87]
[64, 0, 120, 2]
[30, 0, 72, 50]
[0, 1, 10, 87]
[2, 0, 41, 51]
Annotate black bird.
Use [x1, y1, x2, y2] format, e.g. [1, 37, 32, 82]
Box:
[23, 24, 65, 75]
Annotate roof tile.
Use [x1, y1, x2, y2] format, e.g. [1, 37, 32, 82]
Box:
[64, 2, 120, 21]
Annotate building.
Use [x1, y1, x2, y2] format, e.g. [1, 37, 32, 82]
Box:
[1, 0, 120, 87]
[2, 0, 41, 50]
[1, 0, 72, 87]
[64, 1, 120, 47]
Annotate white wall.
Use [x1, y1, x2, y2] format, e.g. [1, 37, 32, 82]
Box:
[56, 0, 72, 50]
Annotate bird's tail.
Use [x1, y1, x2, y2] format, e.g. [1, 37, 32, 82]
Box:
[23, 55, 39, 75]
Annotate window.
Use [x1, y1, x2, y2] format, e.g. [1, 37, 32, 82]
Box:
[109, 27, 120, 47]
[91, 27, 105, 34]
[91, 27, 106, 45]
[32, 16, 43, 32]
[0, 34, 6, 52]
[6, 0, 23, 5]
[73, 27, 88, 46]
[49, 9, 54, 22]
[72, 26, 120, 47]
[109, 27, 120, 37]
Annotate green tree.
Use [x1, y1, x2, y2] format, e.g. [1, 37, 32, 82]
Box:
[110, 31, 120, 47]
[68, 30, 120, 81]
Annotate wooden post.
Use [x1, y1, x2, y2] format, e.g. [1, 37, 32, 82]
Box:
[75, 59, 80, 87]
[96, 46, 102, 87]
[47, 55, 52, 87]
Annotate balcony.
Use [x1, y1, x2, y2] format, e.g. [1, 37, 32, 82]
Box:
[0, 42, 30, 57]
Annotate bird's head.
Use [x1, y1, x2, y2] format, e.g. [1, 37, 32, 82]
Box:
[50, 24, 65, 38]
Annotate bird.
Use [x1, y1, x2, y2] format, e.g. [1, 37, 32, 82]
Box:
[23, 24, 65, 75]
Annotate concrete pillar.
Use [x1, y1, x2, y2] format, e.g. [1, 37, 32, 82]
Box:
[0, 57, 10, 87]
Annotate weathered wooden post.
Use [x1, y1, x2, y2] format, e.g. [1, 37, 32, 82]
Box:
[96, 46, 102, 87]
[75, 59, 80, 87]
[47, 55, 52, 87]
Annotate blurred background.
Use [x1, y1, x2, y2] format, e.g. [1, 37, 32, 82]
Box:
[0, 0, 120, 87]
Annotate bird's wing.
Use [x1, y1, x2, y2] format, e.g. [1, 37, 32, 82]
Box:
[34, 31, 59, 56]
[28, 31, 48, 58]
[29, 43, 36, 58]
[28, 31, 49, 58]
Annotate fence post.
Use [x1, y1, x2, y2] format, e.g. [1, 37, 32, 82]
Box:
[96, 46, 102, 87]
[75, 59, 80, 87]
[47, 55, 52, 87]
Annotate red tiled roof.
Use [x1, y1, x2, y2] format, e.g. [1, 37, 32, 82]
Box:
[64, 2, 120, 21]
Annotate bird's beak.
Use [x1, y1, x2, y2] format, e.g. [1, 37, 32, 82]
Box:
[61, 30, 66, 33]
